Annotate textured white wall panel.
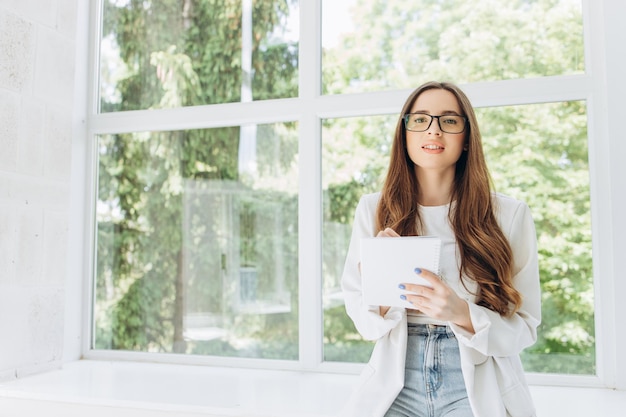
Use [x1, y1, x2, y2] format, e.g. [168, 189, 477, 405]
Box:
[0, 204, 17, 283]
[44, 106, 73, 179]
[33, 26, 76, 106]
[16, 97, 45, 176]
[0, 11, 34, 92]
[0, 92, 19, 170]
[0, 0, 77, 381]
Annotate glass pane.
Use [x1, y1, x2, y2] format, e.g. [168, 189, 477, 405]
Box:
[321, 115, 396, 363]
[479, 101, 593, 374]
[99, 0, 299, 112]
[322, 0, 584, 94]
[94, 123, 299, 360]
[322, 101, 595, 375]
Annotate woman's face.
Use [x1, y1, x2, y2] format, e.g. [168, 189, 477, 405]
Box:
[405, 89, 467, 175]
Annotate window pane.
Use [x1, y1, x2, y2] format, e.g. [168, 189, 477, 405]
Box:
[94, 123, 299, 359]
[479, 101, 594, 374]
[99, 0, 299, 112]
[322, 101, 595, 375]
[321, 115, 395, 363]
[322, 0, 583, 94]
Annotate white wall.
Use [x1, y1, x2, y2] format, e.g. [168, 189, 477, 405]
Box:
[0, 0, 79, 380]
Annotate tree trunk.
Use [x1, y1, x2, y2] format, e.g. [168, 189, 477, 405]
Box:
[173, 248, 187, 353]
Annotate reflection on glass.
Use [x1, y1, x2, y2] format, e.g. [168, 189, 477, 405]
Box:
[322, 102, 595, 375]
[94, 123, 299, 359]
[99, 0, 299, 112]
[322, 0, 583, 94]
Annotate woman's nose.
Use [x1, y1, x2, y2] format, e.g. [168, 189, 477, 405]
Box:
[427, 119, 442, 134]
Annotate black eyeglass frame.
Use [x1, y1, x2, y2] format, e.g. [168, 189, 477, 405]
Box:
[403, 113, 468, 134]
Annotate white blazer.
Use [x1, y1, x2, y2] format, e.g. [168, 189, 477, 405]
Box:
[339, 193, 541, 417]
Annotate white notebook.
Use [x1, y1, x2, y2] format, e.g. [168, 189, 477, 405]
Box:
[360, 236, 442, 308]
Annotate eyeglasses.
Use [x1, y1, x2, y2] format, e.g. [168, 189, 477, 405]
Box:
[404, 113, 467, 134]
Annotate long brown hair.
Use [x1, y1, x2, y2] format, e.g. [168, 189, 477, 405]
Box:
[376, 81, 522, 316]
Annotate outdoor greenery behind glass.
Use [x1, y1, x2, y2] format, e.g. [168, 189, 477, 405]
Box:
[100, 0, 298, 111]
[96, 0, 592, 374]
[322, 0, 583, 94]
[95, 124, 299, 358]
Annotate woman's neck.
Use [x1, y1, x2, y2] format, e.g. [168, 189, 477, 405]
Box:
[415, 168, 455, 206]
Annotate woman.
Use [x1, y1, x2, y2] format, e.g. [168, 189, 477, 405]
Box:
[340, 81, 541, 417]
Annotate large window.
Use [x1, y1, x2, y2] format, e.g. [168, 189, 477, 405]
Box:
[89, 0, 602, 381]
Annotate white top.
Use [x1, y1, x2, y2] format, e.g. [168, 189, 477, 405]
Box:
[407, 203, 472, 325]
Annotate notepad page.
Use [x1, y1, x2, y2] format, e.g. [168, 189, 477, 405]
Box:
[360, 236, 442, 309]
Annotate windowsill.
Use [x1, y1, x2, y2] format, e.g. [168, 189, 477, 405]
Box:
[1, 360, 625, 417]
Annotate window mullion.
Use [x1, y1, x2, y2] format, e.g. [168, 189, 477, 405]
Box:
[585, 0, 626, 391]
[298, 0, 324, 370]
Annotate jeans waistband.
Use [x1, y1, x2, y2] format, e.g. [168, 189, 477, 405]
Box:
[407, 322, 456, 338]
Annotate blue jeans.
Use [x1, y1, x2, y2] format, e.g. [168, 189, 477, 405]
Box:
[384, 323, 474, 417]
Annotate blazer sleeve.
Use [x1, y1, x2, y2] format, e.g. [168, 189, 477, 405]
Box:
[450, 199, 542, 361]
[341, 195, 406, 341]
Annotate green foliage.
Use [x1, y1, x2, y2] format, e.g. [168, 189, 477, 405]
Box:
[324, 305, 373, 363]
[326, 180, 368, 225]
[322, 0, 583, 94]
[478, 101, 594, 373]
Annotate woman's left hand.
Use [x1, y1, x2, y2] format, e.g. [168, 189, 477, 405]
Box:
[400, 268, 475, 333]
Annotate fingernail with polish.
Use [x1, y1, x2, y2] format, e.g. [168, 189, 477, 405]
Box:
[398, 284, 405, 289]
[414, 267, 422, 274]
[400, 295, 407, 300]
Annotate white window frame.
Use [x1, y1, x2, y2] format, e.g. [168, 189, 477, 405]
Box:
[68, 0, 626, 391]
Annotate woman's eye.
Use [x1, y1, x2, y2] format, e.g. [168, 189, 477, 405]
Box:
[442, 117, 458, 125]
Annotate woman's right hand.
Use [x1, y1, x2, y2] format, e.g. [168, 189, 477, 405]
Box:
[377, 227, 401, 238]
